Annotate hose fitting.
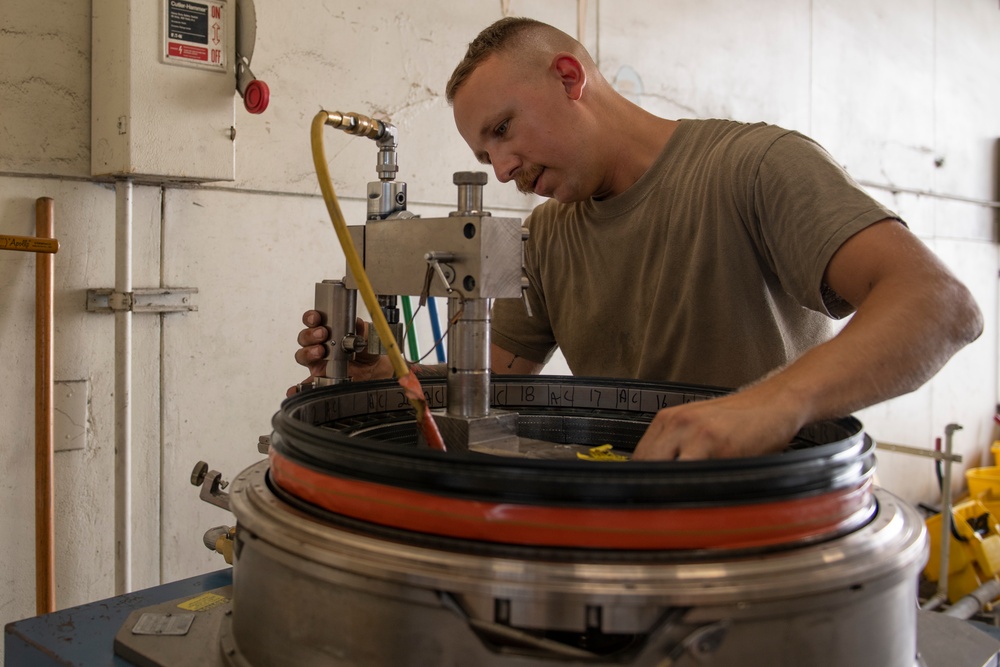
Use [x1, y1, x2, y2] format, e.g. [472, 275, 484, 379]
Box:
[324, 111, 386, 140]
[323, 110, 398, 181]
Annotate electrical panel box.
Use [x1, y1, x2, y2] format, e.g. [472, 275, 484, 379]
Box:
[92, 0, 236, 182]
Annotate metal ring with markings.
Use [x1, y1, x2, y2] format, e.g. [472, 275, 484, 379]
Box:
[269, 376, 876, 551]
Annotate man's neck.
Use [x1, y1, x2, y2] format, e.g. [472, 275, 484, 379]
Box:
[597, 115, 679, 199]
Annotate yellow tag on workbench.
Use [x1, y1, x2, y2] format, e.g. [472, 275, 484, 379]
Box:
[576, 444, 630, 462]
[177, 592, 229, 612]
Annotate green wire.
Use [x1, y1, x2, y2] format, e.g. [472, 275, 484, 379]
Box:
[401, 295, 420, 361]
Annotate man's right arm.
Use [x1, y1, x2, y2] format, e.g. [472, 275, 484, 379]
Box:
[403, 345, 543, 376]
[490, 344, 545, 374]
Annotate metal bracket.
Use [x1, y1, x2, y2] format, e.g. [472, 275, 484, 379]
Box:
[190, 461, 231, 512]
[86, 288, 198, 314]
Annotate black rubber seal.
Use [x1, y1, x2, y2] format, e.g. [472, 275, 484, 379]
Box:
[271, 376, 873, 508]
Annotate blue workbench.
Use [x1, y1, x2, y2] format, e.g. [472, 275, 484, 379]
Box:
[4, 569, 232, 667]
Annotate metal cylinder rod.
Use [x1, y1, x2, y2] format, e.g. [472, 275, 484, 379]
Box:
[446, 298, 490, 419]
[452, 171, 487, 216]
[924, 424, 963, 611]
[314, 279, 357, 386]
[942, 579, 1000, 619]
[115, 179, 133, 594]
[34, 197, 56, 615]
[936, 425, 961, 604]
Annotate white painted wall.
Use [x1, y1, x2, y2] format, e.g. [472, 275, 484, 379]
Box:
[1, 0, 998, 654]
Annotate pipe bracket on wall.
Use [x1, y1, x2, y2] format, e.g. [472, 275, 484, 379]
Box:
[86, 287, 198, 314]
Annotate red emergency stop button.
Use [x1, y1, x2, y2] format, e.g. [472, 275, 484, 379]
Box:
[244, 79, 269, 114]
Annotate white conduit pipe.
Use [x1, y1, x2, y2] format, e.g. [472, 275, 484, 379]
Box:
[114, 179, 133, 594]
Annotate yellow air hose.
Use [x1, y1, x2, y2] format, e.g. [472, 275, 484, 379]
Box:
[310, 110, 446, 452]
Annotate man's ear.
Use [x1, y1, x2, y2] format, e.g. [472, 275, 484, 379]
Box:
[552, 53, 587, 100]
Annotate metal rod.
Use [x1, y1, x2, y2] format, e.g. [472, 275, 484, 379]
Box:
[446, 298, 490, 419]
[942, 579, 1000, 619]
[313, 279, 357, 385]
[115, 179, 133, 594]
[876, 441, 963, 464]
[452, 171, 487, 216]
[857, 179, 1000, 209]
[928, 424, 963, 609]
[34, 197, 56, 615]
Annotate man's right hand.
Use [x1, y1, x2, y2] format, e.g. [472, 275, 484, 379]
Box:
[288, 310, 393, 397]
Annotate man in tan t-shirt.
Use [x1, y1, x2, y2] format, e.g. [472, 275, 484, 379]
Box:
[294, 18, 982, 462]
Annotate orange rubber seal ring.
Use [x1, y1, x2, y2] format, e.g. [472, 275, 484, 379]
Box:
[269, 449, 873, 550]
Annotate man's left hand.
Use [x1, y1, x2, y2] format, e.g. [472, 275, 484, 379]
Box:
[631, 390, 801, 460]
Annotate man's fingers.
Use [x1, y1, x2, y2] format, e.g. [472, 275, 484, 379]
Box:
[294, 343, 329, 367]
[297, 326, 329, 347]
[631, 415, 676, 460]
[302, 310, 322, 327]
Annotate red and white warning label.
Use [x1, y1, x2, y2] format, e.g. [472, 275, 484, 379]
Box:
[163, 0, 227, 71]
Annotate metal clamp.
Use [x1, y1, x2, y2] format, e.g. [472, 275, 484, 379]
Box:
[191, 461, 231, 512]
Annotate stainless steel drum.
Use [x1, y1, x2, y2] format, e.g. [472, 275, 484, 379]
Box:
[222, 376, 927, 667]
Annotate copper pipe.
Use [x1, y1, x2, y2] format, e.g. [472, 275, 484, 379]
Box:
[35, 197, 55, 614]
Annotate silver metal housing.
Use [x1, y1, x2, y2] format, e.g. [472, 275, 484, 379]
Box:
[344, 215, 523, 300]
[224, 460, 927, 667]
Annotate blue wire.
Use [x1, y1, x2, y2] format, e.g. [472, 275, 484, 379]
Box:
[427, 297, 446, 363]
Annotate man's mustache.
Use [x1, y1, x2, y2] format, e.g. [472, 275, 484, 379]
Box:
[515, 165, 544, 195]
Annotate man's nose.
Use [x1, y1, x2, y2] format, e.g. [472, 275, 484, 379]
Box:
[491, 153, 518, 183]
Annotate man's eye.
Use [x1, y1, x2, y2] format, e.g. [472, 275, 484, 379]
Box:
[495, 120, 509, 136]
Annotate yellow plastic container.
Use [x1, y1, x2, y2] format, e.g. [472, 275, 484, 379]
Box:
[966, 466, 1000, 500]
[924, 499, 1000, 603]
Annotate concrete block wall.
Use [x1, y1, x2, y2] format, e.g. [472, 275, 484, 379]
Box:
[1, 0, 998, 654]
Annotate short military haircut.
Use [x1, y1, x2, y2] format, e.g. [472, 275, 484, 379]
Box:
[446, 17, 571, 103]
